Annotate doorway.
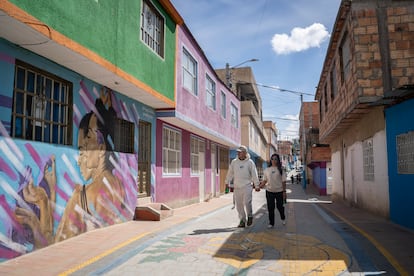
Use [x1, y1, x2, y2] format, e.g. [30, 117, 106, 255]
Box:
[138, 121, 151, 198]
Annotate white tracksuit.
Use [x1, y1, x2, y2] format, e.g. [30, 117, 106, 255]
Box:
[226, 157, 260, 222]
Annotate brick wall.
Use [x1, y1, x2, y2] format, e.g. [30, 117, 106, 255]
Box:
[317, 0, 414, 143]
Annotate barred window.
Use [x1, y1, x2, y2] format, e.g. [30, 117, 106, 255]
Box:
[396, 131, 414, 174]
[363, 138, 374, 181]
[140, 0, 165, 58]
[190, 136, 205, 175]
[182, 48, 198, 95]
[113, 118, 135, 153]
[11, 60, 72, 145]
[162, 126, 181, 175]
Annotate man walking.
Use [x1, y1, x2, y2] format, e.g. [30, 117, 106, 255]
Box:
[226, 145, 260, 227]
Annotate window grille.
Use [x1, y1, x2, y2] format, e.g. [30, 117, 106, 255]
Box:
[113, 118, 135, 153]
[141, 0, 165, 57]
[11, 60, 72, 145]
[363, 138, 374, 181]
[397, 131, 414, 174]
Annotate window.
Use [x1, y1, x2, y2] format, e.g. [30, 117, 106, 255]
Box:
[396, 131, 414, 174]
[319, 99, 323, 122]
[324, 83, 328, 113]
[339, 33, 351, 83]
[140, 0, 164, 57]
[11, 61, 72, 145]
[230, 102, 238, 128]
[162, 126, 181, 175]
[113, 118, 135, 153]
[190, 136, 205, 175]
[206, 75, 216, 110]
[220, 91, 226, 118]
[182, 48, 198, 95]
[363, 138, 374, 181]
[331, 61, 338, 99]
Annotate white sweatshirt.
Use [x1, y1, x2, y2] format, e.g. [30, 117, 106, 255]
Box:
[226, 157, 260, 189]
[262, 166, 286, 193]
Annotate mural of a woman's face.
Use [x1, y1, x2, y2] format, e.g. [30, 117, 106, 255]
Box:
[77, 130, 93, 181]
[85, 114, 105, 171]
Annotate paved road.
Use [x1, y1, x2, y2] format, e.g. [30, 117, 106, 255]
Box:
[70, 182, 399, 275]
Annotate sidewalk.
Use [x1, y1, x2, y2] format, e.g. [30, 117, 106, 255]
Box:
[0, 194, 234, 276]
[304, 183, 414, 275]
[1, 185, 413, 275]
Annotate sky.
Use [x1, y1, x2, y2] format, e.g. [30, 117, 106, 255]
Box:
[170, 0, 342, 140]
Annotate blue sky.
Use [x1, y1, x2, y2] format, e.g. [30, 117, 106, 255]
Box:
[170, 0, 342, 140]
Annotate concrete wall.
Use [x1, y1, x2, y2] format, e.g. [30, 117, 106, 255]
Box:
[329, 109, 389, 217]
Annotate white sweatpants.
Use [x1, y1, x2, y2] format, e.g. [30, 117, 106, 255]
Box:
[234, 184, 253, 222]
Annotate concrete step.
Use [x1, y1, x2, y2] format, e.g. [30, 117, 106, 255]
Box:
[134, 203, 173, 221]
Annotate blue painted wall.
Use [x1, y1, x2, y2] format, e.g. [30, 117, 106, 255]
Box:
[385, 98, 414, 230]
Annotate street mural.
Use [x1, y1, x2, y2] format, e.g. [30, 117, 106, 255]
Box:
[0, 81, 139, 262]
[136, 231, 351, 275]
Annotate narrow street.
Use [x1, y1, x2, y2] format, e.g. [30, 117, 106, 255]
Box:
[69, 181, 401, 276]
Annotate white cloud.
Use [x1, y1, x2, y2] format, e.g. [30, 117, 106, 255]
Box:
[271, 23, 330, 55]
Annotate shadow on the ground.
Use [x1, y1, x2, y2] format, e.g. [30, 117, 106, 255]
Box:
[190, 227, 238, 235]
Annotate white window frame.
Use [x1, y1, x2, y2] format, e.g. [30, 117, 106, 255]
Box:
[230, 102, 239, 128]
[220, 90, 226, 118]
[206, 74, 216, 110]
[182, 48, 198, 96]
[190, 136, 204, 175]
[162, 126, 181, 175]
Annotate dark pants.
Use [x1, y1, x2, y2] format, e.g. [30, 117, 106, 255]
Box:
[266, 190, 285, 226]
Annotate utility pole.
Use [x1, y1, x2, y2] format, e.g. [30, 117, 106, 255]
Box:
[301, 94, 307, 188]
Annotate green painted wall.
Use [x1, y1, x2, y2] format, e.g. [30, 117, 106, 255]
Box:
[10, 0, 176, 100]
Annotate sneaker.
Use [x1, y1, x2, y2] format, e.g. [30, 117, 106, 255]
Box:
[282, 220, 286, 225]
[238, 220, 245, 228]
[247, 216, 253, 226]
[267, 224, 273, 229]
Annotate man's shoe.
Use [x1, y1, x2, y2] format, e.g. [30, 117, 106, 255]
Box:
[247, 216, 253, 226]
[238, 220, 245, 228]
[267, 224, 273, 229]
[282, 220, 286, 225]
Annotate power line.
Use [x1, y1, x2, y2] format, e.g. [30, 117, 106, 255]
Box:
[263, 116, 298, 121]
[238, 81, 314, 97]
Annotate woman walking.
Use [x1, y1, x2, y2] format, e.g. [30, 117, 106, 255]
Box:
[259, 153, 287, 228]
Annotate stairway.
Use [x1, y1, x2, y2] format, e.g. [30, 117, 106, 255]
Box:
[134, 203, 173, 221]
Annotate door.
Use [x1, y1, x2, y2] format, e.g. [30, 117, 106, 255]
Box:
[199, 140, 206, 202]
[219, 147, 229, 194]
[351, 148, 357, 204]
[138, 121, 151, 198]
[326, 162, 333, 195]
[211, 144, 217, 197]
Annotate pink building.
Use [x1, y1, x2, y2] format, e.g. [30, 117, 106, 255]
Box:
[154, 23, 241, 208]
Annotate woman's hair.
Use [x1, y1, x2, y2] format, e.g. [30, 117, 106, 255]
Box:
[269, 153, 282, 175]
